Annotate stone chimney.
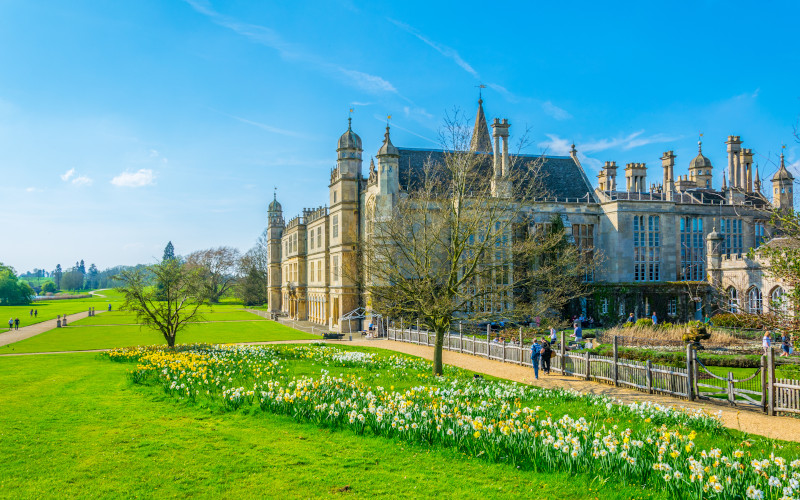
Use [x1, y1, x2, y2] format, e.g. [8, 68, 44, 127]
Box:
[598, 161, 617, 191]
[661, 151, 675, 201]
[490, 118, 511, 197]
[625, 162, 647, 192]
[726, 135, 743, 188]
[740, 148, 754, 192]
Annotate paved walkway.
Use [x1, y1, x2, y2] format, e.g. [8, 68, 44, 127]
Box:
[0, 310, 106, 348]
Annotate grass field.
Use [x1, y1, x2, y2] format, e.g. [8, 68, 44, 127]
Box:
[71, 309, 268, 326]
[0, 353, 665, 499]
[0, 293, 119, 329]
[0, 319, 316, 354]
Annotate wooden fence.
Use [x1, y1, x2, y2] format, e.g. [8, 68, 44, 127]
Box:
[386, 324, 800, 416]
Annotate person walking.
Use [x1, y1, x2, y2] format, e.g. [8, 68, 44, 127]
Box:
[570, 322, 583, 348]
[762, 330, 772, 356]
[780, 333, 791, 357]
[541, 337, 552, 375]
[549, 326, 557, 345]
[34, 309, 38, 318]
[626, 313, 635, 324]
[14, 318, 19, 330]
[108, 303, 112, 312]
[530, 339, 542, 380]
[8, 317, 12, 330]
[651, 312, 657, 325]
[29, 309, 33, 317]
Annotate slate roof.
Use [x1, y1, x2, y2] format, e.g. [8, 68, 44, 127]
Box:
[396, 148, 595, 200]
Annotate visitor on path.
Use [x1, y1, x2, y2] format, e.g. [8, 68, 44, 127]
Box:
[8, 318, 13, 330]
[651, 312, 657, 325]
[14, 318, 20, 330]
[108, 304, 112, 312]
[29, 309, 33, 317]
[549, 326, 557, 345]
[541, 338, 552, 375]
[780, 333, 791, 357]
[762, 331, 772, 356]
[34, 309, 38, 317]
[530, 339, 542, 380]
[571, 322, 583, 343]
[626, 313, 635, 324]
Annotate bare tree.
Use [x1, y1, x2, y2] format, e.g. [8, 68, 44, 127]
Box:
[115, 259, 205, 348]
[236, 231, 270, 306]
[186, 246, 241, 303]
[366, 110, 596, 375]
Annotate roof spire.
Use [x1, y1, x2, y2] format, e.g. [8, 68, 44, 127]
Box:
[722, 171, 727, 189]
[470, 96, 492, 153]
[698, 132, 703, 154]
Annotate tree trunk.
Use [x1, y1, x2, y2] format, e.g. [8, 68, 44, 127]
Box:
[433, 327, 445, 376]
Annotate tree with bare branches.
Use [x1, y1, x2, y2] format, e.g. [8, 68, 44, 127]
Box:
[186, 246, 240, 303]
[365, 110, 596, 375]
[115, 259, 205, 348]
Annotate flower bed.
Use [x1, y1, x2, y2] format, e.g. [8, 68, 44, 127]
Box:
[105, 343, 800, 500]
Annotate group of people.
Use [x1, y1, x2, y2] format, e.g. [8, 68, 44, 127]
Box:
[762, 330, 793, 357]
[625, 311, 659, 325]
[7, 317, 20, 330]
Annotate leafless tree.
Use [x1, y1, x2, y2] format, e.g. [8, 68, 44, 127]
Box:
[365, 110, 596, 375]
[185, 246, 241, 303]
[236, 231, 270, 306]
[115, 259, 205, 348]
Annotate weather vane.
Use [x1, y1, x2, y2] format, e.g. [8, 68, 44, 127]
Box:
[386, 114, 392, 126]
[475, 83, 487, 100]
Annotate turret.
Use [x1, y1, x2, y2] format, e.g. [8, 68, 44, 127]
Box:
[772, 150, 794, 210]
[267, 192, 285, 313]
[688, 140, 712, 189]
[376, 125, 399, 196]
[470, 99, 492, 153]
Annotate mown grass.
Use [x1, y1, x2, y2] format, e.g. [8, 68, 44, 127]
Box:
[71, 309, 268, 326]
[0, 320, 317, 354]
[0, 353, 664, 499]
[0, 293, 120, 328]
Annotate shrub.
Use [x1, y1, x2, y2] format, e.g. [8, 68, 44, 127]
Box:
[710, 313, 764, 329]
[635, 318, 653, 328]
[622, 322, 634, 329]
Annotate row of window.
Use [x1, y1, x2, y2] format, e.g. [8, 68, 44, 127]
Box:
[282, 215, 339, 257]
[728, 286, 786, 314]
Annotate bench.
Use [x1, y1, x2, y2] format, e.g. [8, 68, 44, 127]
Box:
[322, 333, 345, 340]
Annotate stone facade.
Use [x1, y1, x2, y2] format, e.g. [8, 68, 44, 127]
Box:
[264, 101, 791, 331]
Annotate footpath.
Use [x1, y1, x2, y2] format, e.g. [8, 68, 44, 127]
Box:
[0, 309, 106, 348]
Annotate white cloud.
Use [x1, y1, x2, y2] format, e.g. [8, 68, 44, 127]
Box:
[25, 187, 41, 193]
[60, 168, 76, 181]
[542, 101, 572, 121]
[388, 18, 479, 79]
[538, 134, 573, 156]
[336, 68, 396, 94]
[111, 169, 155, 187]
[71, 176, 93, 186]
[186, 0, 398, 96]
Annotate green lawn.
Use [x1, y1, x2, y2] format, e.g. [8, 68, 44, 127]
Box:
[71, 309, 268, 326]
[0, 353, 663, 499]
[0, 321, 317, 354]
[0, 291, 121, 328]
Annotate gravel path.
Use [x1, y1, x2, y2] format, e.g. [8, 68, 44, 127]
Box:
[0, 309, 106, 347]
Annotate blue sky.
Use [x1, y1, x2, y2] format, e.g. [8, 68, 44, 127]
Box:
[1, 0, 799, 273]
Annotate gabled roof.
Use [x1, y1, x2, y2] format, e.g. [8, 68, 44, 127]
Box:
[396, 148, 595, 201]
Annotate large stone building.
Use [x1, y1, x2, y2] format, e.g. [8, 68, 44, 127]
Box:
[265, 101, 793, 331]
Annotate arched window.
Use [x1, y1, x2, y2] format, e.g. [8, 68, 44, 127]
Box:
[747, 287, 762, 314]
[728, 287, 739, 313]
[770, 287, 786, 314]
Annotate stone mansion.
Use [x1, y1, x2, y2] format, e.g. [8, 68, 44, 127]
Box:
[265, 100, 795, 331]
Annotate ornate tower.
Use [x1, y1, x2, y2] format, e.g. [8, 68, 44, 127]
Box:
[772, 150, 795, 210]
[689, 141, 712, 189]
[328, 118, 363, 330]
[267, 192, 285, 313]
[376, 125, 399, 197]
